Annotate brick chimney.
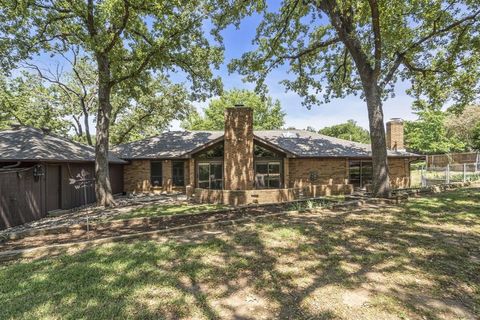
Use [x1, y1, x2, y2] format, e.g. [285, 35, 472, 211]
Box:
[386, 118, 404, 151]
[223, 104, 254, 190]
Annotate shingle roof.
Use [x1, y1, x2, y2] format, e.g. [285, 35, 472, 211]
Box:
[113, 129, 419, 159]
[254, 130, 419, 157]
[0, 127, 126, 163]
[113, 131, 224, 159]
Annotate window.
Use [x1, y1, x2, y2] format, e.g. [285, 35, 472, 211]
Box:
[172, 161, 185, 187]
[196, 144, 224, 159]
[255, 161, 281, 189]
[349, 160, 372, 188]
[197, 162, 223, 189]
[150, 161, 163, 187]
[254, 144, 280, 158]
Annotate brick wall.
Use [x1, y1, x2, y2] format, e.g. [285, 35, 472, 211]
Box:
[124, 159, 188, 193]
[288, 158, 348, 188]
[287, 157, 410, 190]
[195, 188, 296, 206]
[388, 157, 410, 188]
[386, 119, 404, 150]
[124, 160, 151, 193]
[224, 107, 254, 190]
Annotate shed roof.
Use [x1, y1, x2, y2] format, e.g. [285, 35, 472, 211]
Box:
[0, 127, 126, 163]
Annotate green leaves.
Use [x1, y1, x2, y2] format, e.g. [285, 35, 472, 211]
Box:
[181, 89, 286, 130]
[0, 73, 70, 134]
[405, 107, 466, 154]
[228, 0, 480, 110]
[318, 120, 371, 143]
[110, 76, 193, 145]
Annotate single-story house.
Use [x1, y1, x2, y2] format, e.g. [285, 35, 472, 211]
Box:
[0, 106, 421, 228]
[114, 106, 421, 205]
[0, 126, 125, 229]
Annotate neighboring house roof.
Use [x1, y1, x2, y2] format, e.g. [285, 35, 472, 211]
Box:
[0, 127, 126, 163]
[113, 131, 224, 159]
[114, 129, 419, 159]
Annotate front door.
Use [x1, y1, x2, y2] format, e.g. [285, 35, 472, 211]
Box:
[46, 165, 61, 211]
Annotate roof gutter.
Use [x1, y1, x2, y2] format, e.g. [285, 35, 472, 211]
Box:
[1, 161, 21, 169]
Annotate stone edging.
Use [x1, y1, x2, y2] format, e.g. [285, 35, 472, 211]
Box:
[0, 196, 338, 242]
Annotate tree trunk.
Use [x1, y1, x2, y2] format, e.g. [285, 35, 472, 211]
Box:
[364, 83, 391, 197]
[94, 54, 115, 207]
[80, 98, 93, 146]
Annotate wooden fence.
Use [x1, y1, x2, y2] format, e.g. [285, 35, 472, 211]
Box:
[426, 152, 479, 168]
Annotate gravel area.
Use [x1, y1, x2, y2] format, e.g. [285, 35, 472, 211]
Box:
[0, 193, 188, 238]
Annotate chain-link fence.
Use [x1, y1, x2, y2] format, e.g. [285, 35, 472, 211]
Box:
[421, 163, 480, 186]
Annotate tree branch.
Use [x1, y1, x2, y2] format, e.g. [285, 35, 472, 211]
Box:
[103, 0, 130, 53]
[407, 9, 480, 52]
[381, 9, 480, 88]
[368, 0, 382, 78]
[280, 37, 340, 60]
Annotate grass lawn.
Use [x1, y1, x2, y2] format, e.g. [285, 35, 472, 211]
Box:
[1, 188, 479, 319]
[109, 203, 228, 221]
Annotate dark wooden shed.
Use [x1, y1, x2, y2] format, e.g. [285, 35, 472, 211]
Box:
[0, 126, 126, 229]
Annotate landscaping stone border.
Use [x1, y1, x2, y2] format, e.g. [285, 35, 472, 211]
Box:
[0, 196, 338, 242]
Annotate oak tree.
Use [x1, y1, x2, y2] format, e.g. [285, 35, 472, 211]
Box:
[1, 0, 223, 205]
[229, 0, 480, 196]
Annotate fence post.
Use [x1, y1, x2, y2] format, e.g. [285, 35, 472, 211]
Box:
[446, 164, 450, 184]
[463, 163, 467, 183]
[421, 165, 426, 187]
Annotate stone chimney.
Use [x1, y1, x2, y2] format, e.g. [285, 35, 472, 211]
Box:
[223, 104, 254, 190]
[386, 118, 404, 151]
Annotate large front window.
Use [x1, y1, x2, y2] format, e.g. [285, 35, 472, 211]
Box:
[172, 161, 185, 187]
[349, 160, 372, 188]
[255, 161, 281, 189]
[198, 162, 223, 189]
[150, 161, 163, 187]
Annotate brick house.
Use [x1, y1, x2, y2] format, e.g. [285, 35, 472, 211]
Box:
[114, 106, 421, 205]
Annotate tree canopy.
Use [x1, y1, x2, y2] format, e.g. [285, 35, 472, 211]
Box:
[445, 105, 480, 151]
[1, 0, 225, 205]
[181, 89, 285, 130]
[318, 120, 370, 143]
[0, 72, 69, 133]
[405, 107, 466, 154]
[228, 0, 480, 196]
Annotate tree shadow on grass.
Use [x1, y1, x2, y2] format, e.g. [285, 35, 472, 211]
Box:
[0, 190, 479, 319]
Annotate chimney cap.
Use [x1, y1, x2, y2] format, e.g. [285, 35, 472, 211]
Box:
[41, 127, 51, 134]
[388, 118, 403, 123]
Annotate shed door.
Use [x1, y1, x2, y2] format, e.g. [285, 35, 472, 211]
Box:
[46, 165, 61, 211]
